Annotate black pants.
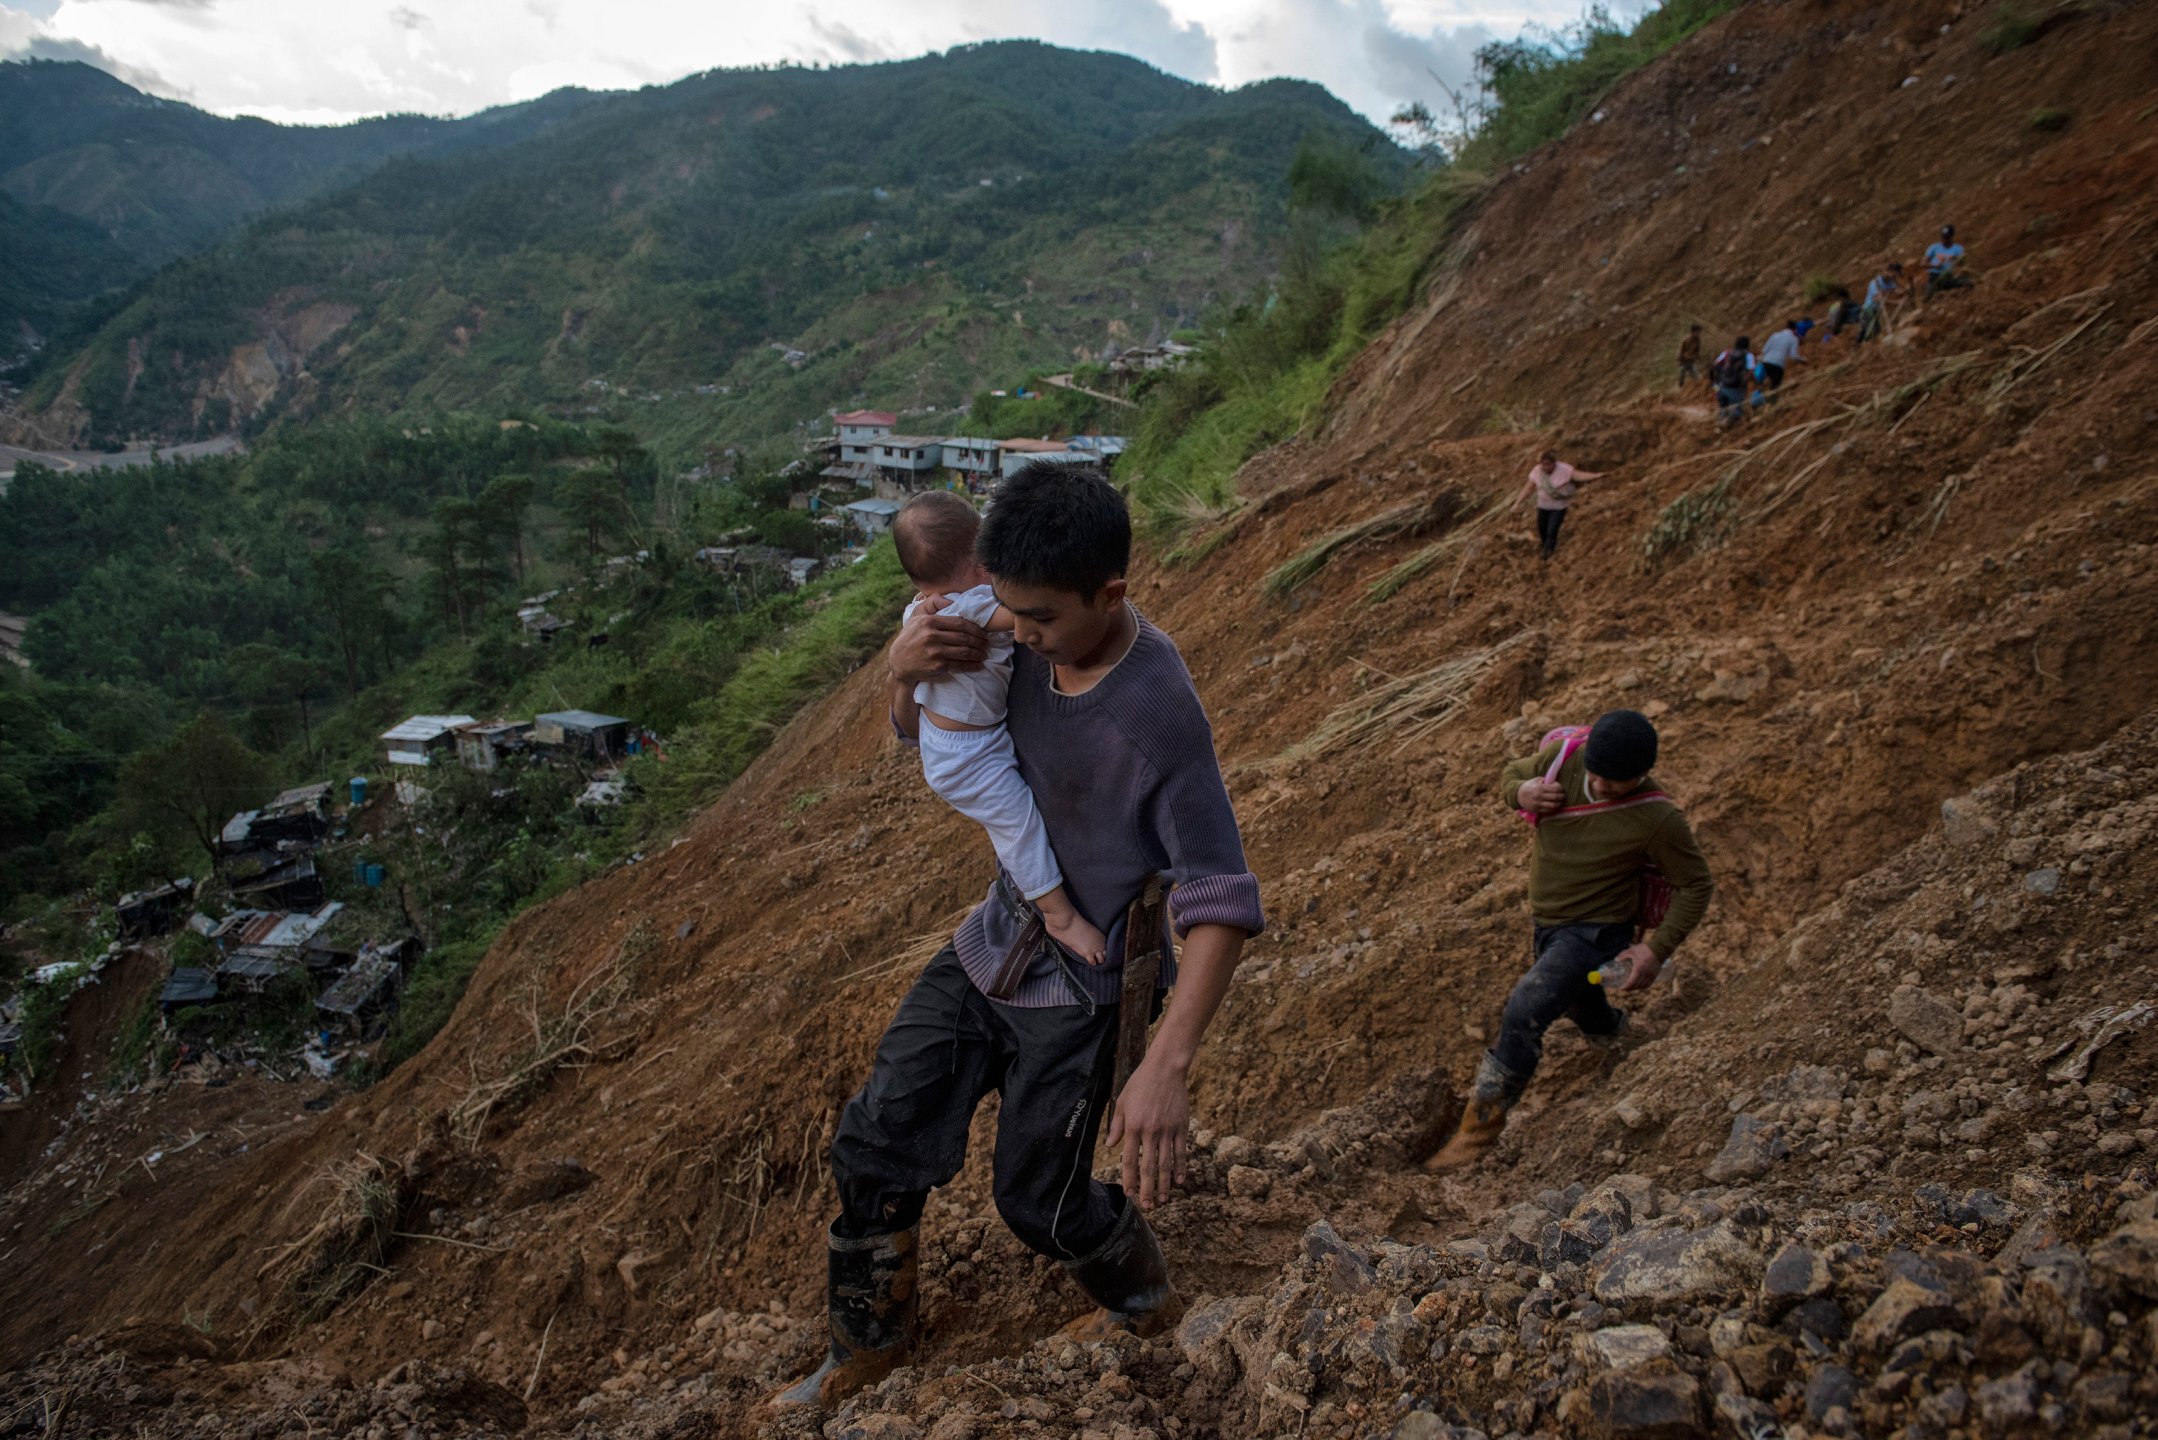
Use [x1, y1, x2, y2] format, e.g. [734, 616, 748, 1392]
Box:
[1492, 923, 1629, 1078]
[831, 947, 1127, 1260]
[1535, 507, 1567, 559]
[1760, 362, 1785, 392]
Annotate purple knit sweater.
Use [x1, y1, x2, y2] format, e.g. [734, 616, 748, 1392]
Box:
[944, 611, 1265, 1007]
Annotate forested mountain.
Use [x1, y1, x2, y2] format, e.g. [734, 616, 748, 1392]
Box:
[0, 59, 599, 355]
[9, 43, 1399, 454]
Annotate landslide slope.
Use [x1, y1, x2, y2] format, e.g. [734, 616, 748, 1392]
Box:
[3, 1, 2156, 1435]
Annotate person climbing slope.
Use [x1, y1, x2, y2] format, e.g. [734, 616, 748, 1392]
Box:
[1758, 320, 1804, 397]
[1857, 263, 1903, 343]
[776, 462, 1263, 1411]
[1512, 449, 1610, 561]
[1676, 323, 1703, 387]
[1422, 710, 1713, 1172]
[1924, 224, 1971, 298]
[1710, 337, 1757, 426]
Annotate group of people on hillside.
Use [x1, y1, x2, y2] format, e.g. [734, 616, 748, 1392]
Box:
[1680, 223, 1974, 426]
[771, 460, 1716, 1411]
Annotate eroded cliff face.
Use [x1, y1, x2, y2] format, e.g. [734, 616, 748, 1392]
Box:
[2, 2, 2155, 1435]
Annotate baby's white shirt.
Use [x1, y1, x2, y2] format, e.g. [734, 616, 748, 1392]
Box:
[904, 583, 1014, 727]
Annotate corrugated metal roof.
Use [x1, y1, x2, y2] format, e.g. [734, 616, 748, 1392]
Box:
[846, 498, 903, 515]
[834, 410, 896, 426]
[381, 715, 477, 743]
[537, 710, 630, 731]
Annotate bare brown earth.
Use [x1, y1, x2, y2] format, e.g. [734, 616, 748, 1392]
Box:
[4, 1, 2158, 1436]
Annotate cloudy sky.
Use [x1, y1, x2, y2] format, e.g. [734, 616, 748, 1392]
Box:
[0, 0, 1644, 131]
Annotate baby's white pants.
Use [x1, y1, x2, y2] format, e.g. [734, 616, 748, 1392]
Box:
[918, 718, 1061, 901]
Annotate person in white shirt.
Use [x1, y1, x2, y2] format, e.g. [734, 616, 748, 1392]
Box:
[1758, 321, 1804, 395]
[892, 491, 1106, 964]
[1512, 449, 1611, 561]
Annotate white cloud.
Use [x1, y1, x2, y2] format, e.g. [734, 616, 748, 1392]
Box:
[0, 0, 1612, 129]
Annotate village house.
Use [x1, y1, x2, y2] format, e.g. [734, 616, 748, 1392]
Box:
[870, 435, 944, 498]
[116, 877, 195, 940]
[834, 410, 895, 467]
[939, 435, 999, 488]
[382, 715, 477, 767]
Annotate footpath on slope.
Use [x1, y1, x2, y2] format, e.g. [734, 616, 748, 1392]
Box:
[2, 1, 2156, 1436]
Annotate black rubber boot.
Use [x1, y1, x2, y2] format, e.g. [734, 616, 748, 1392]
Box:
[1059, 1203, 1181, 1339]
[771, 1224, 919, 1410]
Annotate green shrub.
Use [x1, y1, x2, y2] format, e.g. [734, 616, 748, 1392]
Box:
[2029, 106, 2069, 132]
[1983, 4, 2042, 54]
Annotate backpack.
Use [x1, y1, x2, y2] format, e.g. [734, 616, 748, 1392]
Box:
[1515, 725, 1678, 936]
[1710, 350, 1752, 390]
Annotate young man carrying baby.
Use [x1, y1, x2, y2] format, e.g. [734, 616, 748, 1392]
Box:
[777, 463, 1264, 1410]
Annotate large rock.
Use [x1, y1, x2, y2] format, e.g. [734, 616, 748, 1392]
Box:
[1583, 1324, 1672, 1372]
[1852, 1276, 1962, 1351]
[1889, 984, 1963, 1055]
[2089, 1220, 2158, 1300]
[1587, 1368, 1706, 1438]
[1759, 1241, 1831, 1317]
[1301, 1220, 1376, 1293]
[1705, 1114, 1788, 1183]
[1593, 1221, 1764, 1306]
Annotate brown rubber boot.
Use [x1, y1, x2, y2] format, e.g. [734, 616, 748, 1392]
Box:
[1421, 1052, 1527, 1173]
[771, 1225, 919, 1411]
[1058, 1203, 1183, 1340]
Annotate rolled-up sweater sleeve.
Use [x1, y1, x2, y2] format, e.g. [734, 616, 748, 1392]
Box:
[1151, 751, 1265, 938]
[1501, 742, 1560, 810]
[1645, 807, 1714, 959]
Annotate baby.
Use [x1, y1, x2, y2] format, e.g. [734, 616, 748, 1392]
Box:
[892, 491, 1108, 965]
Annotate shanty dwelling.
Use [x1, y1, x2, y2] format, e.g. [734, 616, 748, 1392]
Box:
[870, 436, 944, 497]
[255, 782, 334, 843]
[115, 877, 195, 940]
[228, 852, 327, 912]
[382, 715, 477, 768]
[834, 409, 895, 466]
[844, 497, 902, 538]
[786, 556, 820, 588]
[315, 939, 415, 1033]
[160, 967, 220, 1015]
[216, 945, 286, 995]
[455, 720, 533, 772]
[533, 710, 634, 763]
[1064, 435, 1128, 463]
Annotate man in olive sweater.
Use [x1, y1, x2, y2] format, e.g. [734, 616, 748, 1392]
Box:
[1425, 709, 1712, 1170]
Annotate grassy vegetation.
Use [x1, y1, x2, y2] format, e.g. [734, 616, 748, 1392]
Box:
[1122, 0, 1738, 532]
[2029, 106, 2070, 132]
[1983, 4, 2044, 54]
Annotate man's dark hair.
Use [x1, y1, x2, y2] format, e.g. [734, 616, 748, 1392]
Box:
[892, 490, 981, 585]
[977, 461, 1130, 597]
[1734, 335, 1751, 350]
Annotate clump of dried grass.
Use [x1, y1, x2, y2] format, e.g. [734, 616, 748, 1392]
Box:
[1284, 632, 1528, 764]
[1264, 486, 1476, 597]
[1364, 500, 1500, 603]
[449, 926, 651, 1147]
[256, 1153, 408, 1324]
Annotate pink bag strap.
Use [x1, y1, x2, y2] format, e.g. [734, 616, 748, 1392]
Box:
[1543, 789, 1674, 822]
[1516, 733, 1586, 826]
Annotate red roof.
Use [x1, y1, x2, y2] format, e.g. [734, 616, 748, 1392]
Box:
[1000, 438, 1069, 453]
[834, 410, 896, 427]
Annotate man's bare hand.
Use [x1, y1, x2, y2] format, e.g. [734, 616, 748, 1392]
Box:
[1615, 942, 1662, 992]
[889, 608, 988, 685]
[1106, 1054, 1189, 1212]
[1516, 777, 1564, 815]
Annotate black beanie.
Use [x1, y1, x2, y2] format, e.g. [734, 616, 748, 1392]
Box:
[1585, 709, 1658, 780]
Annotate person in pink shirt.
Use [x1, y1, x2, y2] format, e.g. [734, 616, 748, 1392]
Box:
[1512, 449, 1610, 561]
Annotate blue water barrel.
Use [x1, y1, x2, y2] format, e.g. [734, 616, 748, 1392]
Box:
[349, 776, 368, 806]
[364, 863, 386, 888]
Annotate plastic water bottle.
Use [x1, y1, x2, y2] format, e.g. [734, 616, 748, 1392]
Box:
[1587, 954, 1633, 989]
